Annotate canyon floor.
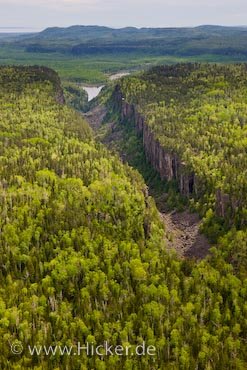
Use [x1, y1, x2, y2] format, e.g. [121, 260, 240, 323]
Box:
[84, 105, 211, 260]
[161, 211, 210, 259]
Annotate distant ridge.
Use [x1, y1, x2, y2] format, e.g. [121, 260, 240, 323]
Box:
[4, 24, 247, 60]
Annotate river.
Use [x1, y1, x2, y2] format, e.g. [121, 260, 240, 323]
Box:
[109, 72, 130, 81]
[82, 86, 105, 102]
[82, 72, 130, 101]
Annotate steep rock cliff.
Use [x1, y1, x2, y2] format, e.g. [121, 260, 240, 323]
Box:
[113, 85, 196, 198]
[112, 85, 230, 218]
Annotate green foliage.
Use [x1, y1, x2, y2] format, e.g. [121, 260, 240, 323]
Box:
[3, 25, 247, 84]
[7, 25, 247, 60]
[119, 64, 247, 234]
[99, 109, 185, 212]
[62, 81, 89, 112]
[0, 66, 246, 369]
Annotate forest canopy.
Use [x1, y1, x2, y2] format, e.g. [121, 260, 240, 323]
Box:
[0, 66, 246, 369]
[118, 64, 247, 244]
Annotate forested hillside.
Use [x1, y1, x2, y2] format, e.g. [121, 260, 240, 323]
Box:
[12, 25, 247, 59]
[112, 64, 247, 259]
[0, 66, 247, 369]
[2, 25, 247, 84]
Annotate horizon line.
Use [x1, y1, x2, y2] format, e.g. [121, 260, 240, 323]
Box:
[1, 24, 247, 33]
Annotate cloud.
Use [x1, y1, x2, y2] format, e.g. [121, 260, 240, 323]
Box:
[0, 0, 101, 9]
[0, 0, 247, 28]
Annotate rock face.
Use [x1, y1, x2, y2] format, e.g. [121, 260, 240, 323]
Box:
[113, 85, 196, 198]
[112, 85, 231, 218]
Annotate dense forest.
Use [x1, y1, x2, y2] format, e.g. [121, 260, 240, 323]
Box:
[114, 64, 247, 257]
[2, 25, 247, 84]
[9, 25, 247, 59]
[0, 66, 247, 369]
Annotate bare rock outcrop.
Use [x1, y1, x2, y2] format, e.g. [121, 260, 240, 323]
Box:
[113, 85, 196, 198]
[112, 85, 232, 219]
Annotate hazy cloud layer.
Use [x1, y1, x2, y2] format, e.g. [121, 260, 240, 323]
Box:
[0, 0, 246, 30]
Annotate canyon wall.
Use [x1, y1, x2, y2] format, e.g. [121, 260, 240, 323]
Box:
[113, 85, 196, 197]
[113, 85, 230, 217]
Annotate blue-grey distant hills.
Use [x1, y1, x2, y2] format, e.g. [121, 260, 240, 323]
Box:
[7, 25, 247, 58]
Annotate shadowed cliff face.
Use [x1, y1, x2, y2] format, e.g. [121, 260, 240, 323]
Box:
[113, 85, 230, 218]
[83, 94, 211, 260]
[115, 85, 196, 197]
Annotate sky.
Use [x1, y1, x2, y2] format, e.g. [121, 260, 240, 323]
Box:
[0, 0, 246, 31]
